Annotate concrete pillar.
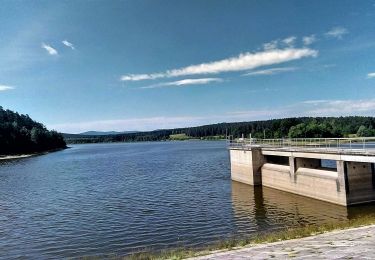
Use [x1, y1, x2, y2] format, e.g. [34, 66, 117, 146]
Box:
[229, 148, 264, 186]
[289, 156, 296, 182]
[345, 161, 375, 204]
[336, 160, 348, 194]
[251, 148, 265, 185]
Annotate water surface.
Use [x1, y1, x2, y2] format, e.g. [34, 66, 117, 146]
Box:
[0, 141, 374, 258]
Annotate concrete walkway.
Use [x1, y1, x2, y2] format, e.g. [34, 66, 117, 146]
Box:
[190, 225, 375, 259]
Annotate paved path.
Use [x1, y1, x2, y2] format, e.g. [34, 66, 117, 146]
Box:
[190, 225, 375, 259]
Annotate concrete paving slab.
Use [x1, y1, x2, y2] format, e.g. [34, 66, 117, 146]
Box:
[189, 225, 375, 260]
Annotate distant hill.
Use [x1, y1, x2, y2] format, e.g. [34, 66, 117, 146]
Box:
[79, 131, 138, 136]
[0, 107, 66, 155]
[63, 116, 375, 144]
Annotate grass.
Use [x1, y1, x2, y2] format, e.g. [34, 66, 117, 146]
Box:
[169, 134, 192, 141]
[121, 213, 375, 260]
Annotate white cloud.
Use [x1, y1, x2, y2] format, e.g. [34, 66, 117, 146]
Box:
[0, 85, 15, 91]
[325, 27, 348, 39]
[121, 73, 164, 81]
[367, 72, 375, 78]
[62, 40, 75, 50]
[141, 78, 223, 89]
[243, 67, 297, 76]
[41, 43, 58, 55]
[263, 40, 279, 50]
[302, 99, 375, 115]
[121, 47, 318, 81]
[282, 36, 297, 47]
[303, 35, 317, 45]
[301, 99, 331, 104]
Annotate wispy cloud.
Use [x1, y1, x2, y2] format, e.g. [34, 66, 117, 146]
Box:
[0, 85, 15, 91]
[243, 67, 297, 76]
[367, 72, 375, 78]
[325, 27, 348, 39]
[303, 35, 317, 45]
[263, 36, 297, 50]
[301, 99, 331, 104]
[41, 43, 58, 55]
[282, 36, 297, 47]
[62, 40, 75, 50]
[263, 40, 279, 50]
[121, 47, 317, 81]
[121, 74, 164, 81]
[302, 99, 375, 115]
[141, 78, 223, 89]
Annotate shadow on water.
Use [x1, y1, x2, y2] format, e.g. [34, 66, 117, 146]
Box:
[231, 181, 375, 236]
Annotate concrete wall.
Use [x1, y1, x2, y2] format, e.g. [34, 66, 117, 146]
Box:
[229, 148, 375, 206]
[346, 162, 375, 205]
[295, 157, 321, 170]
[230, 148, 264, 185]
[261, 163, 347, 205]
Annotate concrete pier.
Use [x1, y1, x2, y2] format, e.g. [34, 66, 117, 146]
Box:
[229, 138, 375, 206]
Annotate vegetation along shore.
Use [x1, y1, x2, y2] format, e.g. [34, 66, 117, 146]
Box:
[0, 107, 66, 156]
[64, 116, 375, 144]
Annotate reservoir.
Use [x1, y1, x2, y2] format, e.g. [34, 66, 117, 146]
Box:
[1, 141, 375, 258]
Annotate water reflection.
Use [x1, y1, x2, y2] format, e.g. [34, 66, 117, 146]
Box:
[231, 181, 375, 235]
[0, 141, 374, 258]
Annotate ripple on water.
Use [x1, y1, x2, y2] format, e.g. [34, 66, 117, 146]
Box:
[0, 141, 375, 259]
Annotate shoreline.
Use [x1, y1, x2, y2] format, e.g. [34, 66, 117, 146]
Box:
[127, 214, 375, 259]
[0, 147, 68, 161]
[0, 154, 34, 160]
[189, 224, 375, 259]
[65, 139, 227, 145]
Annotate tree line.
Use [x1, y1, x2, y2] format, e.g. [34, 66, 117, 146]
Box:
[64, 116, 375, 144]
[0, 107, 66, 155]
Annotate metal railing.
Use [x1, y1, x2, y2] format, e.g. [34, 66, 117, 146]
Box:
[228, 137, 375, 154]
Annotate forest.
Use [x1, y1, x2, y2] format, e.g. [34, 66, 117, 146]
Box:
[0, 107, 66, 155]
[64, 116, 375, 144]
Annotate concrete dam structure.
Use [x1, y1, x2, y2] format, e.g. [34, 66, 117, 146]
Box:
[229, 138, 375, 206]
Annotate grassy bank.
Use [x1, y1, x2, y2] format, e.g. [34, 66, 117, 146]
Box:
[124, 213, 375, 260]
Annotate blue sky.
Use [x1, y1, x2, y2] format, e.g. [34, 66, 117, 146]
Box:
[1, 0, 375, 133]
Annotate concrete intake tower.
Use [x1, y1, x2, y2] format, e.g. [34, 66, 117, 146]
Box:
[229, 138, 375, 206]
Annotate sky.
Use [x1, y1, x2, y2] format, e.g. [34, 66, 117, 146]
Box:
[1, 0, 375, 133]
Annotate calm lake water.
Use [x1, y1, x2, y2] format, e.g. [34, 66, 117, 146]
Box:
[1, 141, 375, 258]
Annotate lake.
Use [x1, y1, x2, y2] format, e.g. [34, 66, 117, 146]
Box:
[1, 141, 375, 258]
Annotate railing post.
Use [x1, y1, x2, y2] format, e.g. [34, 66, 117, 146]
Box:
[363, 138, 365, 151]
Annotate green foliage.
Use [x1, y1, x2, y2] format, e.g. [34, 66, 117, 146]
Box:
[64, 116, 375, 144]
[356, 125, 375, 137]
[0, 106, 66, 155]
[169, 134, 191, 140]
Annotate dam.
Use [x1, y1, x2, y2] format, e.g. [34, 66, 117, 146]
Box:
[228, 138, 375, 206]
